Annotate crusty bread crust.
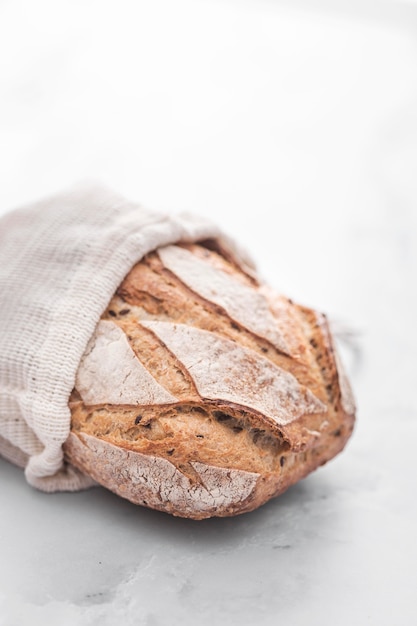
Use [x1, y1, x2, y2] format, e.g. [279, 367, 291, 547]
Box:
[64, 241, 355, 519]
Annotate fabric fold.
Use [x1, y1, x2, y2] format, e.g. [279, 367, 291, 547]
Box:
[0, 185, 224, 491]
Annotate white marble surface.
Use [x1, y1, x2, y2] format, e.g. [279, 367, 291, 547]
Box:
[1, 1, 417, 624]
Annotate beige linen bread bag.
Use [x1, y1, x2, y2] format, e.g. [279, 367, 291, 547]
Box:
[0, 185, 355, 518]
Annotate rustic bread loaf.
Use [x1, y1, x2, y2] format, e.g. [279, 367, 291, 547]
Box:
[64, 240, 355, 519]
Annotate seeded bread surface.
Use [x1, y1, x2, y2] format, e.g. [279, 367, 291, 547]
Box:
[64, 240, 355, 519]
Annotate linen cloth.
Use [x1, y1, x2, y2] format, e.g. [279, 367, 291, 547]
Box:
[0, 185, 226, 492]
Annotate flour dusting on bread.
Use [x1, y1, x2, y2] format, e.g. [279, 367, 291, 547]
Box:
[141, 320, 327, 425]
[67, 241, 355, 519]
[76, 320, 177, 406]
[66, 432, 259, 516]
[158, 245, 291, 354]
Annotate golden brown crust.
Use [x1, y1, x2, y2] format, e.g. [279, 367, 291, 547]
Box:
[64, 242, 355, 519]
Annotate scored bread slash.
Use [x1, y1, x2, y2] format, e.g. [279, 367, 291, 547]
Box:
[66, 241, 356, 519]
[76, 320, 177, 406]
[140, 320, 327, 426]
[315, 312, 356, 417]
[158, 245, 292, 355]
[65, 433, 260, 517]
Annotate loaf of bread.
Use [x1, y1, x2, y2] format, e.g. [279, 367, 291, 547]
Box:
[64, 239, 355, 519]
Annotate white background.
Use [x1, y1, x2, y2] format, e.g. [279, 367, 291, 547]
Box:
[0, 1, 416, 624]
